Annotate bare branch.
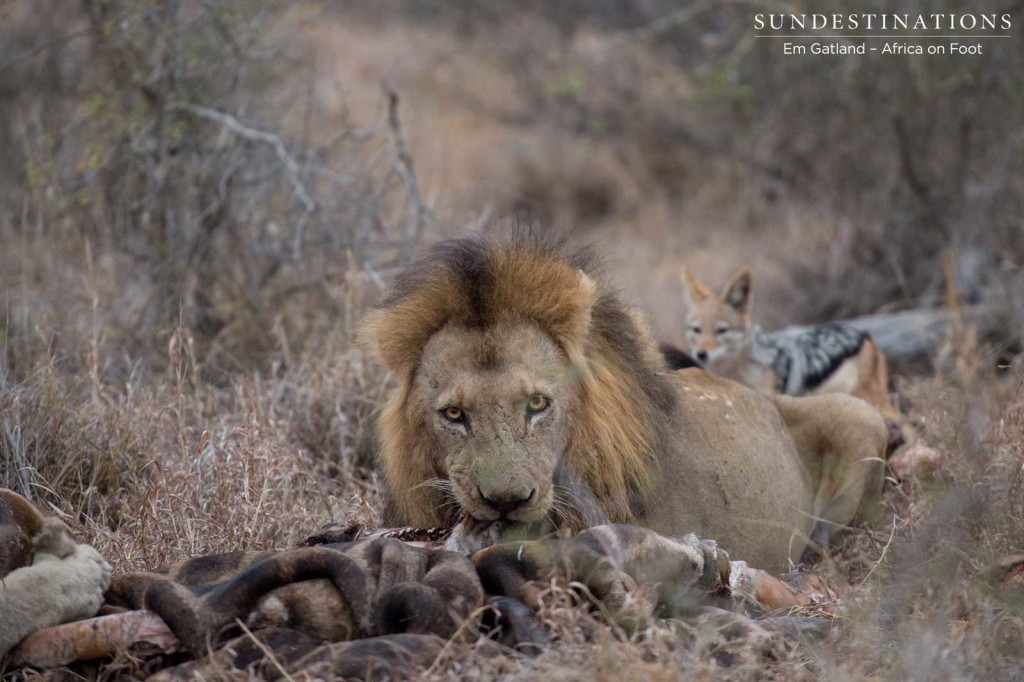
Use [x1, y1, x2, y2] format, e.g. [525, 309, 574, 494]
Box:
[170, 102, 317, 258]
[382, 85, 427, 262]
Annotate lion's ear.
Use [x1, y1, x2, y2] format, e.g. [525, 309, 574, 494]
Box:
[553, 270, 598, 371]
[356, 309, 409, 377]
[1, 489, 47, 575]
[33, 517, 76, 559]
[356, 276, 468, 379]
[680, 266, 712, 308]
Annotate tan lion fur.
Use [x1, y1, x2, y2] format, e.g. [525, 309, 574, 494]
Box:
[360, 237, 671, 528]
[0, 489, 112, 658]
[359, 235, 887, 571]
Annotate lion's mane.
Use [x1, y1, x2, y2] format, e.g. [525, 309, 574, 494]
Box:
[359, 235, 680, 527]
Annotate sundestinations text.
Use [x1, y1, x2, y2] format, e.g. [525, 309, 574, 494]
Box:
[755, 13, 1011, 31]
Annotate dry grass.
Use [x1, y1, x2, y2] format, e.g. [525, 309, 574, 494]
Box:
[0, 345, 384, 574]
[1, 1, 1023, 679]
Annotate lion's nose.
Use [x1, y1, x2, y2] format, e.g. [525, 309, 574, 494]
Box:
[695, 349, 709, 364]
[479, 487, 536, 517]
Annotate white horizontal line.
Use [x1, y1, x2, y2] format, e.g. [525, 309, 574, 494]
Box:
[755, 35, 1010, 38]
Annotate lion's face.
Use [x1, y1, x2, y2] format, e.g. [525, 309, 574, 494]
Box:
[412, 320, 577, 526]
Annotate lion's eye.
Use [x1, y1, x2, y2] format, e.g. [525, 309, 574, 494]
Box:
[715, 325, 730, 336]
[688, 325, 702, 335]
[441, 405, 465, 423]
[526, 394, 549, 415]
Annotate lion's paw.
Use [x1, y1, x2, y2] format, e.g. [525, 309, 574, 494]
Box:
[0, 540, 112, 656]
[41, 542, 113, 622]
[71, 544, 112, 617]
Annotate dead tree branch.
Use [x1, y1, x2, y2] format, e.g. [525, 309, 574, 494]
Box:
[171, 102, 317, 257]
[383, 86, 427, 262]
[774, 304, 1000, 364]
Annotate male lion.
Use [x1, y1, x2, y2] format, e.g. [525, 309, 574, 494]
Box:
[359, 235, 886, 572]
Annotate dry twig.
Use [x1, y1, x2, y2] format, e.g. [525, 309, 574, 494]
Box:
[382, 85, 427, 262]
[171, 102, 317, 258]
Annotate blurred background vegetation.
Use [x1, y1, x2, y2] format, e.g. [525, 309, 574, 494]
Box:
[3, 0, 1021, 383]
[1, 1, 1022, 677]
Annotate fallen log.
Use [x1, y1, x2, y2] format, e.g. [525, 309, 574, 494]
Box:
[773, 303, 999, 364]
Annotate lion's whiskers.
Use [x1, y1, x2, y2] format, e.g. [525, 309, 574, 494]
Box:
[411, 477, 462, 522]
[549, 486, 580, 526]
[410, 477, 453, 494]
[434, 497, 461, 516]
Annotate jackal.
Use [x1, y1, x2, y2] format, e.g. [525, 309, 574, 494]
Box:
[671, 266, 899, 420]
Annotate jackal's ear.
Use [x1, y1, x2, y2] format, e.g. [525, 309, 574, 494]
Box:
[680, 266, 712, 308]
[721, 268, 752, 314]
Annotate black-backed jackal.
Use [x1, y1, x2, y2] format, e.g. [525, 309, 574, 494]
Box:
[670, 266, 899, 421]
